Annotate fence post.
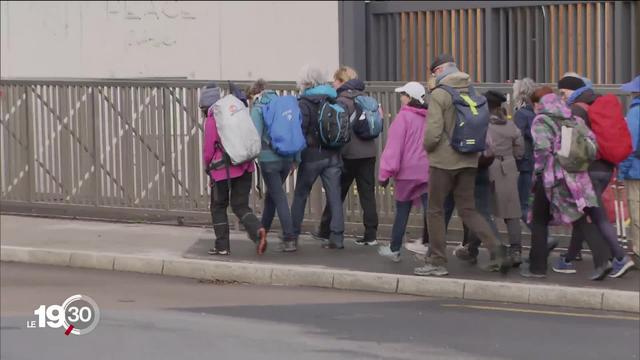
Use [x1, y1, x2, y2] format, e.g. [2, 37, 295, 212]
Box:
[25, 86, 35, 203]
[162, 88, 173, 211]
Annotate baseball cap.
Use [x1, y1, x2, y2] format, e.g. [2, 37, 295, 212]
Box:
[395, 82, 426, 104]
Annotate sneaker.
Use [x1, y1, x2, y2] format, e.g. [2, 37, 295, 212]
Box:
[414, 263, 449, 276]
[280, 241, 297, 253]
[208, 248, 230, 256]
[453, 245, 477, 264]
[510, 248, 523, 268]
[559, 251, 582, 262]
[552, 258, 577, 274]
[321, 242, 344, 250]
[257, 228, 268, 255]
[590, 261, 613, 281]
[609, 256, 635, 278]
[519, 264, 546, 278]
[377, 245, 401, 263]
[354, 238, 378, 246]
[404, 241, 429, 255]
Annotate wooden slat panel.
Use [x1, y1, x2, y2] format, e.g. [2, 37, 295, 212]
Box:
[451, 9, 457, 66]
[596, 2, 603, 83]
[434, 11, 441, 57]
[417, 11, 424, 81]
[443, 10, 450, 54]
[467, 8, 475, 81]
[401, 12, 407, 81]
[459, 9, 466, 74]
[586, 2, 594, 80]
[577, 3, 585, 75]
[605, 1, 613, 83]
[426, 11, 432, 74]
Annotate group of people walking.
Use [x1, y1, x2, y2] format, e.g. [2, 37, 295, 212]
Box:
[199, 53, 640, 281]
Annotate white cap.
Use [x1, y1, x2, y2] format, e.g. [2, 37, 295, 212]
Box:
[394, 82, 426, 104]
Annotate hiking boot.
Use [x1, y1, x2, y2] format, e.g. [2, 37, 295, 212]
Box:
[257, 228, 268, 255]
[321, 242, 344, 250]
[453, 245, 477, 265]
[311, 230, 330, 242]
[377, 245, 401, 263]
[414, 263, 449, 277]
[489, 245, 512, 274]
[609, 256, 635, 278]
[510, 247, 523, 268]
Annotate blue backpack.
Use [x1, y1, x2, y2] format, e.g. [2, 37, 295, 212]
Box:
[352, 96, 384, 140]
[318, 99, 350, 148]
[438, 85, 490, 153]
[262, 95, 306, 156]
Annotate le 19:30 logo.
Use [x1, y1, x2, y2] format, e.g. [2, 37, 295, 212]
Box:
[28, 294, 100, 336]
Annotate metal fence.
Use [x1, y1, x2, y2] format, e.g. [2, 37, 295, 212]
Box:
[0, 78, 632, 236]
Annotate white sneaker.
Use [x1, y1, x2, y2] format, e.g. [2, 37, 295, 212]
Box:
[377, 245, 401, 263]
[404, 241, 429, 255]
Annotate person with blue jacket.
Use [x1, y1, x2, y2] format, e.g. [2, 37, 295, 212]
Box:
[619, 75, 640, 262]
[248, 79, 299, 252]
[291, 65, 345, 249]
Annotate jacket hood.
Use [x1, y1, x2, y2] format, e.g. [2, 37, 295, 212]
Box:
[537, 93, 572, 118]
[256, 90, 278, 105]
[489, 113, 507, 125]
[573, 88, 598, 105]
[302, 84, 337, 98]
[438, 71, 471, 89]
[337, 79, 365, 93]
[400, 104, 428, 117]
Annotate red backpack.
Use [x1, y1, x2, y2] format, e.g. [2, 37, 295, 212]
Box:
[576, 94, 633, 165]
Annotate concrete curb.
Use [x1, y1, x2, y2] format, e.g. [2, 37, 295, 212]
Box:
[2, 245, 638, 314]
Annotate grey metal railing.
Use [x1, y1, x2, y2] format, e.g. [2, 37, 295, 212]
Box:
[0, 78, 632, 236]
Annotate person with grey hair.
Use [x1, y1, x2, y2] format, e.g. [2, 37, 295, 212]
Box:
[291, 65, 346, 249]
[512, 78, 537, 235]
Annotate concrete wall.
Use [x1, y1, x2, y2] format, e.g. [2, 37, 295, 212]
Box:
[0, 1, 340, 81]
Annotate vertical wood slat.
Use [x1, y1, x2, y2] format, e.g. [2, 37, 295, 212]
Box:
[568, 3, 575, 73]
[550, 5, 557, 82]
[426, 11, 432, 77]
[417, 11, 424, 81]
[586, 2, 594, 81]
[409, 11, 415, 80]
[476, 8, 483, 82]
[443, 10, 450, 54]
[451, 10, 457, 69]
[577, 3, 585, 75]
[400, 12, 407, 81]
[596, 2, 603, 83]
[559, 5, 566, 77]
[605, 1, 613, 83]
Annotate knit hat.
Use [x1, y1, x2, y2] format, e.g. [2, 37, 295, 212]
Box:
[557, 76, 586, 91]
[430, 54, 455, 73]
[484, 90, 507, 108]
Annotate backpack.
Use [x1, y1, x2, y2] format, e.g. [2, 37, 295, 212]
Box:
[575, 94, 632, 164]
[211, 94, 261, 165]
[261, 95, 306, 156]
[318, 99, 350, 148]
[550, 116, 598, 173]
[352, 95, 384, 140]
[438, 85, 490, 153]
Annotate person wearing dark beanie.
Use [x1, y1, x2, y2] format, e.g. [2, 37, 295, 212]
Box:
[557, 76, 585, 92]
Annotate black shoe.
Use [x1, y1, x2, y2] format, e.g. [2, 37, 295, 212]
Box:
[354, 238, 378, 246]
[510, 248, 523, 268]
[321, 242, 344, 250]
[311, 231, 330, 242]
[208, 248, 230, 256]
[589, 261, 613, 281]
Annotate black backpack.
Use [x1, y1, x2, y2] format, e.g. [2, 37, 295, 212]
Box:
[438, 85, 490, 153]
[317, 98, 350, 148]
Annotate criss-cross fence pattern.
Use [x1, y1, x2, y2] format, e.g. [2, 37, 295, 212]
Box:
[0, 79, 631, 234]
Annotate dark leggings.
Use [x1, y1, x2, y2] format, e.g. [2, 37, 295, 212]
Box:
[529, 177, 611, 274]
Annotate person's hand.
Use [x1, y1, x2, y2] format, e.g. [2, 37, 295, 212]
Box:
[379, 179, 389, 188]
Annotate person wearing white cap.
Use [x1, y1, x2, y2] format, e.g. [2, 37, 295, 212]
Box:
[619, 75, 640, 265]
[377, 82, 430, 262]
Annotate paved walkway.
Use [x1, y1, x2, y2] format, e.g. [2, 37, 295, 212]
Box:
[1, 215, 637, 292]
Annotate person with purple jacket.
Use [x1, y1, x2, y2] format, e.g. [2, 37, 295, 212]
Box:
[377, 82, 430, 262]
[200, 82, 267, 256]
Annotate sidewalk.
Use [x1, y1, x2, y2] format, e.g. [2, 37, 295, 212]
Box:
[1, 215, 638, 313]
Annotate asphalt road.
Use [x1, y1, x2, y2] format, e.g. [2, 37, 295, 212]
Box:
[1, 262, 638, 360]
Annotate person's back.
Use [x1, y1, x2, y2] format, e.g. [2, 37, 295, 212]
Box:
[488, 113, 524, 159]
[298, 84, 341, 163]
[336, 79, 378, 160]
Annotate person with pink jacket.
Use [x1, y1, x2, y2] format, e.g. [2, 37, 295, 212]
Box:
[377, 82, 430, 262]
[201, 82, 267, 256]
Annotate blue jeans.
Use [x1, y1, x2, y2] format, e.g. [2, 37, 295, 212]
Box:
[260, 159, 294, 241]
[391, 193, 429, 252]
[291, 155, 344, 246]
[518, 171, 533, 230]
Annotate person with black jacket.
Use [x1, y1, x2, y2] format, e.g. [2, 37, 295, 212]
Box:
[291, 65, 345, 249]
[315, 66, 379, 246]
